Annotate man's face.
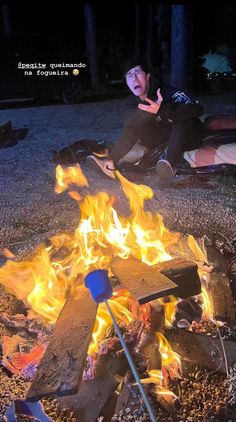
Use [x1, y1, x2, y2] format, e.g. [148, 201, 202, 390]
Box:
[125, 65, 150, 98]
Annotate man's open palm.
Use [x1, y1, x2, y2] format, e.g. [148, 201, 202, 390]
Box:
[138, 88, 163, 114]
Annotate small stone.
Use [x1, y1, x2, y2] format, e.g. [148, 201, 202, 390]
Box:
[177, 318, 191, 329]
[215, 404, 222, 413]
[192, 383, 201, 389]
[195, 371, 201, 379]
[48, 412, 57, 418]
[180, 380, 187, 389]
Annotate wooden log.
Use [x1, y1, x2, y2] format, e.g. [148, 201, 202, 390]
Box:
[59, 294, 165, 420]
[114, 378, 177, 418]
[59, 353, 128, 422]
[206, 244, 236, 323]
[114, 382, 132, 416]
[154, 257, 201, 298]
[111, 257, 201, 304]
[111, 257, 177, 304]
[165, 327, 236, 375]
[27, 286, 97, 401]
[149, 298, 165, 333]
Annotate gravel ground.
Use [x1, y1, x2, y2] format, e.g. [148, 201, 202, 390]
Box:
[111, 363, 236, 422]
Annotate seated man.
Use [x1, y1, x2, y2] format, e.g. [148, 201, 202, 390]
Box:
[86, 56, 204, 181]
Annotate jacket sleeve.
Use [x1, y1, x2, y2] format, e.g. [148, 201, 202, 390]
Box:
[157, 87, 204, 123]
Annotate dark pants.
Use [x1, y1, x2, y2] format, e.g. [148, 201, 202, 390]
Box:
[109, 109, 203, 166]
[166, 118, 203, 165]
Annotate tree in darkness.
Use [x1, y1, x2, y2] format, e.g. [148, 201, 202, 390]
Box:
[134, 5, 140, 57]
[84, 4, 99, 87]
[146, 5, 154, 68]
[1, 4, 12, 37]
[170, 5, 191, 89]
[156, 4, 171, 84]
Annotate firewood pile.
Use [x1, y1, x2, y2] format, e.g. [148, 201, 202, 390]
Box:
[0, 234, 236, 422]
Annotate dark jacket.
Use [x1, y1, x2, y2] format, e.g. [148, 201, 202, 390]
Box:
[141, 75, 203, 123]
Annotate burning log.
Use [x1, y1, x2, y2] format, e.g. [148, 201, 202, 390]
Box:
[111, 257, 201, 303]
[165, 327, 236, 375]
[59, 353, 128, 422]
[206, 243, 236, 322]
[114, 382, 132, 415]
[113, 378, 180, 419]
[154, 257, 201, 298]
[111, 257, 177, 304]
[59, 302, 164, 421]
[27, 286, 97, 401]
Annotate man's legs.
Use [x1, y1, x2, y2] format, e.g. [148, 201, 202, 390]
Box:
[166, 119, 203, 166]
[86, 110, 169, 178]
[118, 141, 149, 164]
[109, 109, 166, 163]
[156, 119, 203, 180]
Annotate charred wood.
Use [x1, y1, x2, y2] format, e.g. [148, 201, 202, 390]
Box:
[27, 286, 97, 401]
[205, 243, 236, 322]
[165, 327, 236, 375]
[111, 257, 201, 303]
[111, 257, 177, 304]
[154, 257, 201, 298]
[59, 352, 127, 422]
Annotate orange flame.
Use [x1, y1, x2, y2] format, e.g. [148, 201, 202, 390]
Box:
[139, 368, 179, 404]
[55, 164, 88, 193]
[1, 248, 15, 259]
[155, 332, 182, 380]
[158, 296, 180, 327]
[88, 290, 133, 354]
[140, 369, 163, 385]
[200, 286, 214, 321]
[0, 164, 185, 332]
[187, 234, 206, 263]
[186, 235, 215, 321]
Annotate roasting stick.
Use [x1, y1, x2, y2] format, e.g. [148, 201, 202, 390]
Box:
[85, 269, 157, 422]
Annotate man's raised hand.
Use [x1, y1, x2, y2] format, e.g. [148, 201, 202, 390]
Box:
[138, 88, 163, 114]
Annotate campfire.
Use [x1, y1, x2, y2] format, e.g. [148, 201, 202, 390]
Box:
[0, 164, 236, 421]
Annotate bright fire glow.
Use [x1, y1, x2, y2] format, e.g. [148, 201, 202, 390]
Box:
[201, 286, 214, 321]
[0, 162, 220, 408]
[55, 164, 88, 193]
[155, 332, 182, 380]
[187, 234, 206, 263]
[187, 235, 215, 321]
[140, 369, 163, 385]
[0, 163, 215, 362]
[0, 165, 180, 324]
[88, 290, 133, 354]
[159, 295, 180, 327]
[139, 368, 178, 402]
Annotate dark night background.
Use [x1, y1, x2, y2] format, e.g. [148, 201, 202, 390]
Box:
[7, 4, 236, 53]
[6, 4, 236, 48]
[1, 3, 236, 104]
